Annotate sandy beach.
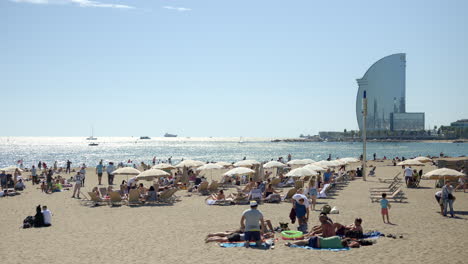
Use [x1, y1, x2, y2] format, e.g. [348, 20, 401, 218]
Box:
[1, 160, 467, 264]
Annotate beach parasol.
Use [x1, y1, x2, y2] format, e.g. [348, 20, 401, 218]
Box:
[422, 168, 465, 181]
[0, 166, 23, 173]
[136, 169, 170, 181]
[313, 160, 339, 168]
[152, 163, 176, 170]
[287, 159, 315, 166]
[224, 167, 255, 177]
[303, 164, 326, 172]
[263, 161, 287, 169]
[339, 157, 360, 164]
[175, 160, 205, 168]
[234, 160, 260, 167]
[197, 163, 223, 181]
[397, 159, 424, 166]
[113, 167, 141, 181]
[215, 161, 233, 168]
[414, 156, 433, 163]
[285, 167, 318, 178]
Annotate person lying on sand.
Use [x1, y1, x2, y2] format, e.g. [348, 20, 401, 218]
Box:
[205, 190, 225, 201]
[306, 214, 336, 238]
[205, 229, 274, 243]
[285, 235, 348, 249]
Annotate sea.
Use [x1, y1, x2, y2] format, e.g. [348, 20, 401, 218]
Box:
[0, 137, 466, 168]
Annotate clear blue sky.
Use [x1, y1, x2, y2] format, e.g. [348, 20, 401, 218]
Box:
[1, 0, 467, 137]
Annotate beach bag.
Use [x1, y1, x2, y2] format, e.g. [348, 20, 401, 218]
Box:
[321, 205, 332, 214]
[330, 206, 339, 214]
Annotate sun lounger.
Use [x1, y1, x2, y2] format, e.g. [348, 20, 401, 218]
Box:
[86, 192, 107, 206]
[197, 182, 209, 195]
[248, 188, 263, 202]
[282, 188, 297, 201]
[208, 181, 219, 193]
[270, 178, 281, 187]
[370, 188, 405, 202]
[127, 189, 142, 205]
[109, 191, 123, 206]
[295, 180, 304, 189]
[317, 184, 331, 198]
[378, 173, 401, 183]
[159, 189, 178, 203]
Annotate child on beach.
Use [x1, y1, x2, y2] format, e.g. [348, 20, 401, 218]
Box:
[380, 193, 391, 224]
[295, 198, 309, 233]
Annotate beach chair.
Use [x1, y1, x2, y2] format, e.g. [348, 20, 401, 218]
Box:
[109, 191, 123, 206]
[99, 187, 107, 197]
[378, 173, 401, 183]
[270, 178, 281, 187]
[370, 188, 405, 202]
[370, 184, 400, 194]
[208, 181, 219, 193]
[295, 180, 304, 189]
[87, 192, 107, 206]
[370, 180, 401, 192]
[317, 184, 331, 198]
[159, 189, 178, 203]
[198, 182, 209, 195]
[248, 188, 263, 202]
[127, 189, 142, 206]
[282, 188, 297, 201]
[303, 176, 311, 182]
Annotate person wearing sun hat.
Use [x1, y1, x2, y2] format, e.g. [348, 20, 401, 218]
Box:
[240, 200, 265, 248]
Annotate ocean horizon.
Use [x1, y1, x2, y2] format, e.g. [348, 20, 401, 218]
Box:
[0, 137, 465, 168]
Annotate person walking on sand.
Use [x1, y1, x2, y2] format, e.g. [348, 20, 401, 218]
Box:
[404, 166, 413, 186]
[107, 162, 116, 185]
[79, 165, 86, 187]
[31, 165, 37, 185]
[380, 193, 392, 224]
[96, 161, 104, 185]
[240, 201, 265, 248]
[71, 172, 83, 199]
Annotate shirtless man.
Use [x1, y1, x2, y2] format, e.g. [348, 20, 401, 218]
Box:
[306, 214, 335, 238]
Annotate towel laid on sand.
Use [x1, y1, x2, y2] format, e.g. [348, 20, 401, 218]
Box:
[289, 245, 350, 251]
[362, 231, 382, 239]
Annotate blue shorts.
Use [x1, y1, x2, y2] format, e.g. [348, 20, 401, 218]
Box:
[244, 231, 261, 242]
[309, 188, 318, 196]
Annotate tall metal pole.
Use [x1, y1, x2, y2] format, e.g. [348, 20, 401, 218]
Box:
[362, 91, 367, 181]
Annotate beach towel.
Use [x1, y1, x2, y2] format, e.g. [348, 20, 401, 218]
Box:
[289, 245, 350, 251]
[219, 241, 273, 250]
[362, 231, 382, 239]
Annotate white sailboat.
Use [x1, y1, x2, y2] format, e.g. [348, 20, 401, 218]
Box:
[238, 136, 244, 143]
[86, 126, 97, 140]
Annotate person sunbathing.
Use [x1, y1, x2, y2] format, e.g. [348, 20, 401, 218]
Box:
[285, 235, 348, 249]
[206, 190, 226, 201]
[91, 187, 100, 197]
[306, 214, 336, 238]
[205, 229, 274, 243]
[335, 218, 364, 238]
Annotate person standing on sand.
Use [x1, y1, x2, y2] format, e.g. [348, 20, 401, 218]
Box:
[404, 166, 413, 186]
[380, 193, 392, 224]
[96, 161, 104, 185]
[71, 172, 83, 199]
[441, 181, 455, 217]
[240, 201, 265, 248]
[107, 162, 115, 185]
[79, 165, 86, 187]
[66, 160, 72, 174]
[31, 165, 37, 185]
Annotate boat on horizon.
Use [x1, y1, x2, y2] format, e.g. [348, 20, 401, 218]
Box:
[140, 136, 151, 140]
[86, 126, 97, 140]
[164, 133, 177, 137]
[88, 142, 99, 146]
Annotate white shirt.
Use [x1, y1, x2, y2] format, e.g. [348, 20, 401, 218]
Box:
[128, 177, 137, 187]
[292, 193, 310, 208]
[42, 209, 52, 225]
[404, 168, 413, 177]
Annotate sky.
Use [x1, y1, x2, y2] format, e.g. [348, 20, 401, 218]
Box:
[1, 0, 467, 137]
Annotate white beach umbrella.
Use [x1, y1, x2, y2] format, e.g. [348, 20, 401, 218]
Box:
[303, 164, 326, 172]
[113, 167, 141, 180]
[285, 167, 318, 178]
[422, 168, 465, 180]
[414, 156, 433, 163]
[215, 161, 233, 168]
[224, 167, 255, 176]
[175, 159, 205, 168]
[397, 159, 424, 166]
[136, 169, 170, 180]
[152, 163, 176, 170]
[234, 160, 260, 167]
[313, 160, 337, 168]
[0, 166, 23, 173]
[263, 161, 287, 169]
[197, 163, 223, 171]
[339, 157, 360, 164]
[287, 159, 315, 166]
